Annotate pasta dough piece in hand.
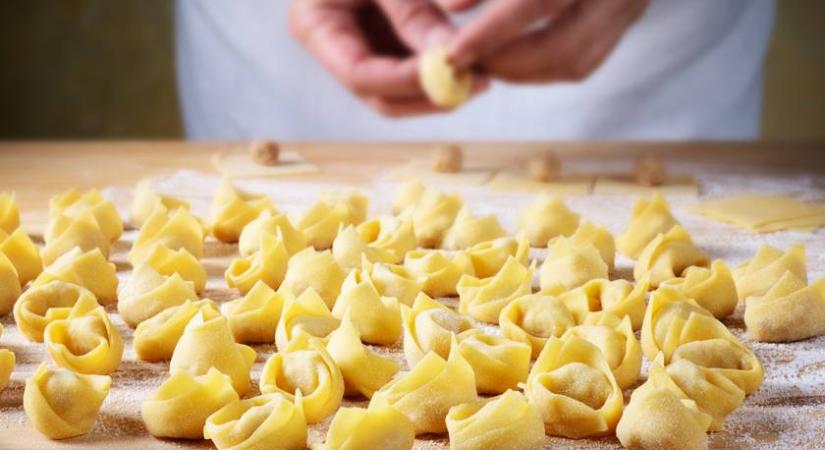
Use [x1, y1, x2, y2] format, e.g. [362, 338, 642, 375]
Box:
[42, 210, 110, 266]
[210, 178, 276, 243]
[226, 232, 289, 295]
[745, 272, 825, 342]
[0, 252, 21, 316]
[562, 313, 642, 389]
[525, 335, 623, 438]
[634, 225, 709, 288]
[134, 299, 216, 362]
[130, 204, 205, 264]
[500, 294, 576, 358]
[569, 221, 615, 271]
[275, 288, 341, 350]
[617, 193, 680, 259]
[0, 192, 20, 233]
[298, 191, 367, 249]
[457, 256, 535, 324]
[408, 188, 463, 248]
[540, 236, 608, 292]
[441, 208, 506, 250]
[204, 393, 307, 450]
[131, 180, 189, 227]
[404, 250, 475, 298]
[24, 363, 111, 440]
[0, 228, 43, 285]
[32, 247, 118, 305]
[518, 195, 580, 247]
[283, 247, 346, 308]
[48, 189, 122, 243]
[221, 281, 286, 344]
[419, 47, 473, 108]
[239, 210, 308, 256]
[457, 329, 530, 394]
[466, 233, 530, 279]
[118, 264, 199, 327]
[316, 405, 414, 450]
[141, 245, 206, 294]
[734, 243, 806, 303]
[170, 303, 257, 395]
[14, 280, 96, 342]
[558, 278, 649, 330]
[142, 368, 239, 439]
[402, 292, 474, 367]
[660, 259, 737, 318]
[260, 332, 344, 424]
[332, 270, 401, 346]
[362, 258, 424, 306]
[446, 390, 545, 450]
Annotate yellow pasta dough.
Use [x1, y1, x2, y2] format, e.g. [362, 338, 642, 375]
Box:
[660, 259, 737, 318]
[23, 362, 111, 440]
[142, 368, 239, 439]
[226, 231, 289, 295]
[33, 247, 118, 305]
[204, 393, 307, 450]
[0, 228, 43, 285]
[275, 288, 341, 351]
[0, 348, 13, 391]
[355, 215, 417, 264]
[525, 335, 623, 438]
[316, 405, 415, 450]
[446, 390, 545, 450]
[170, 303, 257, 395]
[118, 264, 199, 327]
[260, 332, 344, 423]
[141, 244, 206, 294]
[404, 250, 475, 298]
[408, 188, 463, 248]
[402, 293, 474, 367]
[42, 210, 110, 266]
[129, 204, 205, 264]
[419, 47, 473, 108]
[211, 178, 277, 243]
[332, 225, 397, 270]
[734, 243, 806, 302]
[392, 180, 426, 215]
[540, 236, 608, 292]
[283, 247, 346, 308]
[221, 281, 286, 344]
[0, 252, 21, 316]
[689, 194, 825, 233]
[43, 295, 123, 375]
[49, 189, 122, 243]
[562, 313, 642, 389]
[370, 337, 477, 435]
[326, 312, 400, 398]
[466, 233, 530, 279]
[239, 209, 308, 256]
[131, 180, 190, 227]
[457, 256, 535, 324]
[14, 280, 97, 342]
[332, 270, 402, 346]
[362, 258, 424, 306]
[0, 192, 20, 233]
[441, 208, 506, 250]
[133, 299, 216, 362]
[558, 278, 649, 330]
[634, 225, 709, 288]
[518, 195, 580, 247]
[616, 193, 680, 259]
[457, 329, 530, 394]
[499, 294, 576, 358]
[298, 191, 367, 249]
[745, 271, 825, 342]
[570, 221, 616, 270]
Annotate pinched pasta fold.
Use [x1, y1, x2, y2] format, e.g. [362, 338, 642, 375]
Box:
[660, 259, 738, 318]
[298, 191, 367, 249]
[457, 329, 530, 394]
[48, 189, 122, 243]
[408, 188, 463, 248]
[141, 244, 206, 293]
[362, 258, 424, 306]
[446, 390, 545, 450]
[211, 178, 276, 243]
[562, 313, 642, 389]
[402, 293, 474, 367]
[355, 215, 417, 263]
[0, 252, 21, 316]
[239, 209, 308, 256]
[42, 210, 110, 266]
[499, 294, 576, 358]
[404, 250, 475, 298]
[283, 247, 346, 308]
[391, 180, 426, 215]
[118, 264, 199, 327]
[466, 233, 530, 279]
[332, 270, 402, 346]
[221, 281, 286, 344]
[33, 247, 118, 304]
[130, 204, 205, 264]
[634, 225, 709, 288]
[616, 193, 679, 259]
[14, 280, 97, 342]
[569, 221, 616, 270]
[441, 207, 506, 250]
[315, 405, 415, 450]
[558, 278, 649, 330]
[226, 231, 289, 295]
[131, 180, 190, 227]
[332, 224, 398, 270]
[540, 236, 608, 292]
[457, 256, 535, 324]
[204, 393, 307, 450]
[134, 299, 217, 362]
[744, 271, 825, 342]
[518, 195, 580, 247]
[734, 243, 807, 302]
[0, 192, 20, 233]
[0, 228, 43, 285]
[275, 288, 341, 350]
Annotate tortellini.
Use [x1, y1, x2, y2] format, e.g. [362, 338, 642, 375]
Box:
[734, 243, 807, 302]
[33, 247, 118, 305]
[43, 295, 123, 375]
[370, 337, 477, 435]
[205, 394, 308, 450]
[275, 288, 341, 350]
[446, 390, 545, 450]
[745, 271, 825, 342]
[221, 281, 286, 344]
[118, 264, 199, 327]
[317, 405, 415, 450]
[142, 368, 239, 439]
[0, 192, 20, 233]
[14, 280, 96, 342]
[402, 293, 474, 367]
[419, 47, 473, 108]
[518, 195, 579, 247]
[404, 250, 475, 297]
[283, 247, 346, 308]
[170, 304, 257, 395]
[42, 210, 110, 266]
[441, 208, 506, 250]
[298, 191, 367, 249]
[457, 329, 531, 394]
[362, 259, 424, 306]
[634, 225, 709, 288]
[355, 215, 417, 263]
[133, 299, 216, 362]
[0, 347, 12, 391]
[130, 204, 205, 264]
[332, 225, 398, 270]
[499, 294, 576, 358]
[391, 179, 426, 215]
[525, 335, 623, 438]
[23, 363, 111, 440]
[562, 313, 642, 389]
[457, 256, 534, 324]
[48, 188, 122, 243]
[466, 233, 530, 278]
[332, 270, 402, 346]
[0, 252, 21, 316]
[239, 209, 308, 256]
[326, 313, 400, 398]
[616, 193, 679, 259]
[141, 244, 206, 294]
[226, 231, 289, 295]
[558, 278, 649, 330]
[210, 178, 276, 243]
[260, 332, 345, 424]
[660, 259, 738, 318]
[570, 221, 615, 270]
[131, 180, 189, 227]
[540, 236, 608, 292]
[408, 188, 463, 248]
[0, 227, 43, 285]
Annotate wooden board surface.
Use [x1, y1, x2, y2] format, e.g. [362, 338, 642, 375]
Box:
[0, 141, 824, 450]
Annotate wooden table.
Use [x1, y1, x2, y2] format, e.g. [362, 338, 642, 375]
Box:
[0, 141, 823, 449]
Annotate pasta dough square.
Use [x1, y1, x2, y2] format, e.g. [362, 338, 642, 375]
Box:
[689, 195, 825, 232]
[593, 174, 699, 196]
[385, 160, 494, 185]
[488, 171, 594, 195]
[211, 149, 319, 178]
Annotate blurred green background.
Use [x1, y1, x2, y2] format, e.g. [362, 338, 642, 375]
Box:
[0, 1, 822, 140]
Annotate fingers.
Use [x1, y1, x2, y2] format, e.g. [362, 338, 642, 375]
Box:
[375, 0, 456, 51]
[436, 0, 484, 13]
[365, 75, 490, 117]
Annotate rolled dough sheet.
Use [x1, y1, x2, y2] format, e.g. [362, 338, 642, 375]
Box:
[488, 171, 594, 195]
[689, 195, 825, 233]
[211, 150, 319, 178]
[593, 174, 699, 196]
[385, 160, 494, 185]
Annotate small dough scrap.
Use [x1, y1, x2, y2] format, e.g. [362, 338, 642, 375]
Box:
[0, 348, 13, 391]
[24, 363, 111, 440]
[48, 189, 122, 244]
[226, 231, 289, 295]
[457, 256, 535, 324]
[457, 329, 531, 394]
[204, 393, 307, 450]
[370, 336, 477, 435]
[446, 390, 545, 450]
[419, 48, 473, 108]
[616, 193, 680, 259]
[211, 178, 277, 243]
[558, 278, 649, 330]
[298, 191, 367, 249]
[260, 332, 344, 424]
[239, 210, 308, 256]
[142, 368, 239, 439]
[326, 312, 400, 398]
[634, 225, 709, 288]
[441, 207, 506, 250]
[499, 294, 576, 358]
[0, 228, 43, 285]
[569, 221, 615, 271]
[14, 280, 96, 342]
[44, 295, 123, 375]
[332, 270, 401, 346]
[540, 236, 608, 292]
[356, 215, 417, 264]
[131, 180, 190, 227]
[134, 299, 216, 362]
[317, 405, 415, 450]
[518, 195, 580, 247]
[249, 139, 281, 165]
[661, 259, 738, 318]
[466, 233, 530, 279]
[406, 188, 464, 248]
[562, 313, 642, 389]
[275, 288, 341, 351]
[525, 335, 623, 438]
[283, 247, 346, 309]
[130, 204, 205, 265]
[689, 195, 825, 233]
[362, 258, 424, 306]
[32, 247, 118, 305]
[734, 243, 806, 303]
[221, 281, 286, 344]
[170, 303, 257, 395]
[118, 264, 199, 327]
[0, 192, 20, 233]
[745, 272, 825, 342]
[404, 250, 475, 298]
[401, 292, 474, 367]
[141, 244, 207, 294]
[42, 210, 110, 266]
[392, 180, 426, 215]
[0, 252, 21, 316]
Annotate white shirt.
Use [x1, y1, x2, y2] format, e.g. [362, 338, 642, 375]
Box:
[175, 0, 775, 140]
